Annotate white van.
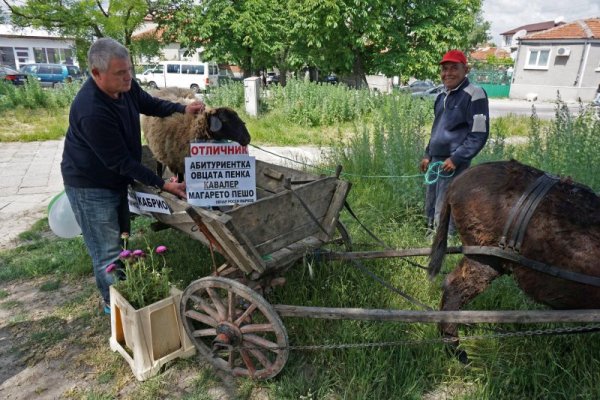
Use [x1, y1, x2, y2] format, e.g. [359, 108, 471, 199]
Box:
[137, 61, 220, 92]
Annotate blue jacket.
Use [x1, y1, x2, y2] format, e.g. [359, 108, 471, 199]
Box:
[61, 78, 186, 190]
[425, 77, 489, 166]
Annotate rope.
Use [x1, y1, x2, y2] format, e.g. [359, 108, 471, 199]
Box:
[423, 161, 455, 185]
[249, 144, 452, 183]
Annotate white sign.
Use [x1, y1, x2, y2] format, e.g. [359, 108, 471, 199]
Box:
[185, 143, 256, 207]
[131, 191, 172, 215]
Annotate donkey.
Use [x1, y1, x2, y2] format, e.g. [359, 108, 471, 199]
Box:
[428, 160, 600, 361]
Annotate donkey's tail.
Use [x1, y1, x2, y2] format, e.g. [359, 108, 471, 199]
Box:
[428, 196, 451, 280]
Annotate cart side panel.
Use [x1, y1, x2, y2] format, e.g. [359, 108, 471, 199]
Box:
[225, 177, 338, 252]
[255, 160, 321, 196]
[256, 180, 351, 255]
[315, 180, 352, 241]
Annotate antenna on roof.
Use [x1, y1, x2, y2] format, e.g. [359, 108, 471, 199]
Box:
[554, 16, 565, 24]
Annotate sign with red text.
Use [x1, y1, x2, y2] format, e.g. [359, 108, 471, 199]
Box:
[185, 143, 256, 207]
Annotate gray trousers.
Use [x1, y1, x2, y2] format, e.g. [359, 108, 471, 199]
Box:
[424, 156, 470, 234]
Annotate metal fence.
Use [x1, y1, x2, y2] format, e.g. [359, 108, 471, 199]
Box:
[469, 69, 511, 98]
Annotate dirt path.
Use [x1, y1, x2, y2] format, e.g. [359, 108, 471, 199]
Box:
[0, 262, 244, 399]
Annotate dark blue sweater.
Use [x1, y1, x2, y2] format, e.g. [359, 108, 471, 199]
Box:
[61, 78, 185, 190]
[425, 77, 489, 166]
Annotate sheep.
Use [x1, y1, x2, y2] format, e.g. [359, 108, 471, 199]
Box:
[141, 88, 251, 180]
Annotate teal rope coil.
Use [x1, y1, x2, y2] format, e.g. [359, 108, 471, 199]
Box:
[424, 161, 455, 185]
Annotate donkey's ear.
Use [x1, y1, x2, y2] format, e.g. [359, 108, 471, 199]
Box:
[209, 115, 223, 132]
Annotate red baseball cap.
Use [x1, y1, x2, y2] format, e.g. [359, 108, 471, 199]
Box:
[440, 49, 467, 65]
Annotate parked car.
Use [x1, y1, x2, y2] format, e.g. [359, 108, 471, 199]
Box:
[323, 73, 339, 84]
[400, 79, 435, 93]
[20, 63, 81, 87]
[0, 65, 29, 85]
[412, 84, 445, 99]
[266, 72, 279, 85]
[65, 65, 84, 81]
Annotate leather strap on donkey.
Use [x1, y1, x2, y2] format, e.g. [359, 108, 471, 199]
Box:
[499, 173, 559, 252]
[462, 245, 600, 287]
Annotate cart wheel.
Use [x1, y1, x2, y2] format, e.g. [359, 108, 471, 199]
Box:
[180, 276, 289, 379]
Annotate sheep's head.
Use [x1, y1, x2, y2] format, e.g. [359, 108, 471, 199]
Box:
[203, 107, 251, 146]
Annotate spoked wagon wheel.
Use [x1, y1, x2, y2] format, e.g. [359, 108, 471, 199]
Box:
[180, 276, 289, 379]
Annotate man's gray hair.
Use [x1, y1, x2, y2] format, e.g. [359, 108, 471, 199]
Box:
[88, 38, 130, 72]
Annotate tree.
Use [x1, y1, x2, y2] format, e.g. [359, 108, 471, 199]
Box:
[153, 0, 485, 86]
[1, 0, 150, 68]
[467, 10, 492, 49]
[151, 0, 294, 81]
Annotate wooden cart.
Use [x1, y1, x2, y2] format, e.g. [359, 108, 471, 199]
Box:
[133, 158, 600, 380]
[131, 159, 351, 379]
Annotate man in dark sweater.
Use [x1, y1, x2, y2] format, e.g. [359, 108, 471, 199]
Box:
[419, 49, 489, 234]
[61, 38, 205, 313]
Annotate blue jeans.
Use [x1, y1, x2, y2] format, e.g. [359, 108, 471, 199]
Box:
[65, 186, 130, 305]
[424, 157, 470, 234]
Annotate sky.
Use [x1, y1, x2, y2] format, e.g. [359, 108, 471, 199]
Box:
[483, 0, 600, 45]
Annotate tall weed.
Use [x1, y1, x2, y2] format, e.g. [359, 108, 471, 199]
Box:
[0, 79, 80, 111]
[516, 96, 600, 188]
[204, 80, 245, 108]
[265, 79, 382, 126]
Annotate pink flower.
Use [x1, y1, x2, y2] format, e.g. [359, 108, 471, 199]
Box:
[155, 245, 168, 254]
[119, 250, 132, 259]
[132, 249, 145, 257]
[106, 263, 117, 273]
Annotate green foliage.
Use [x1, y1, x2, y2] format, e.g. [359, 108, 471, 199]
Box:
[110, 236, 172, 309]
[0, 79, 80, 111]
[5, 0, 149, 66]
[264, 78, 383, 126]
[154, 0, 486, 82]
[204, 80, 245, 109]
[513, 97, 600, 188]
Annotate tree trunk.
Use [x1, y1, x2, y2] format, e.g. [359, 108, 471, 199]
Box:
[352, 54, 368, 89]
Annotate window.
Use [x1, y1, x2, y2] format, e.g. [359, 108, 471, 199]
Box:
[15, 47, 30, 64]
[166, 64, 180, 73]
[0, 47, 16, 68]
[525, 49, 550, 69]
[182, 64, 203, 74]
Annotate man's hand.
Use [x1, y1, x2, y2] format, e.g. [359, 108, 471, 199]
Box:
[441, 158, 456, 172]
[185, 101, 205, 114]
[162, 181, 187, 199]
[419, 158, 430, 173]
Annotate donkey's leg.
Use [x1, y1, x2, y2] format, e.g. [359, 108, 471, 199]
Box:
[440, 257, 501, 363]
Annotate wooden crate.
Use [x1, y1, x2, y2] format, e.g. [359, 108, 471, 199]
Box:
[109, 286, 196, 381]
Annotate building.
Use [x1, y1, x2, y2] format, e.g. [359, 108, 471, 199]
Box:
[500, 18, 566, 58]
[509, 18, 600, 102]
[0, 24, 77, 69]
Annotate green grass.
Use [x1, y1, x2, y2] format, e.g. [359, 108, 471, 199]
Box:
[1, 82, 599, 399]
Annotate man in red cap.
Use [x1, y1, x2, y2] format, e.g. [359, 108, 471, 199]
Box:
[419, 49, 489, 235]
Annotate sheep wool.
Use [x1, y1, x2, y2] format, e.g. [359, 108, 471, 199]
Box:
[141, 88, 251, 179]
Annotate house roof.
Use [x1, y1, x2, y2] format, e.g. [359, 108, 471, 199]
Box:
[524, 18, 600, 40]
[470, 47, 511, 61]
[0, 24, 72, 40]
[500, 20, 565, 36]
